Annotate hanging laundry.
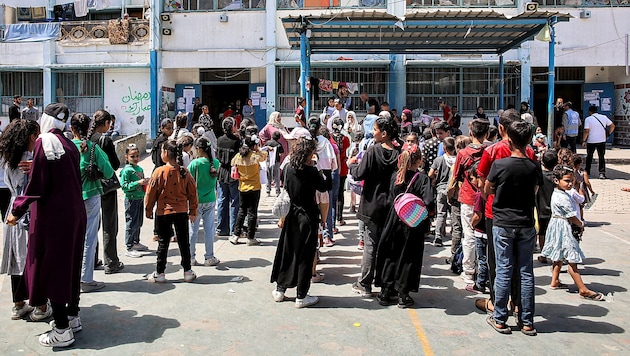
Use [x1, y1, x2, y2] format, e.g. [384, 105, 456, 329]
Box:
[31, 7, 47, 20]
[95, 0, 111, 10]
[74, 0, 89, 17]
[346, 82, 358, 94]
[318, 79, 333, 93]
[332, 81, 339, 90]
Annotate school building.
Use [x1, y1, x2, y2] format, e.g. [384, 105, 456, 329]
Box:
[1, 0, 630, 144]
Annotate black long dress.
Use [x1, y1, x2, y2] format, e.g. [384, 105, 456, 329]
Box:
[271, 165, 329, 299]
[375, 170, 435, 294]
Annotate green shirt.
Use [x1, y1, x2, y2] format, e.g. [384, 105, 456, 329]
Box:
[188, 157, 220, 203]
[120, 163, 146, 200]
[72, 139, 115, 200]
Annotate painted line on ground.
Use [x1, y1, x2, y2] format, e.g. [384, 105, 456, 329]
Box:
[407, 309, 434, 356]
[600, 229, 630, 246]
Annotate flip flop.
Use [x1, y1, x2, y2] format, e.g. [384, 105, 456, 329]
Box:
[581, 292, 605, 301]
[475, 298, 493, 313]
[537, 256, 548, 264]
[621, 187, 630, 192]
[517, 322, 538, 336]
[550, 283, 569, 290]
[486, 315, 511, 334]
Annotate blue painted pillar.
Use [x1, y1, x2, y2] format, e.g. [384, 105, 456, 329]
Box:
[389, 54, 406, 111]
[546, 18, 557, 141]
[150, 50, 158, 138]
[300, 29, 310, 119]
[499, 54, 504, 110]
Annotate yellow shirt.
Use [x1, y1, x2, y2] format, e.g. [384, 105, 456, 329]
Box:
[231, 150, 268, 192]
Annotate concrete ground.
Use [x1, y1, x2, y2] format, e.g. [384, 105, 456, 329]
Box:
[0, 150, 629, 355]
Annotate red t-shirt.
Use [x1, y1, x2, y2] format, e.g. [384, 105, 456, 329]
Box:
[443, 105, 452, 126]
[453, 143, 486, 206]
[477, 140, 536, 219]
[330, 135, 350, 177]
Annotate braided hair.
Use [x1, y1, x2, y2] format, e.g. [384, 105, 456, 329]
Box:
[93, 109, 112, 131]
[0, 119, 40, 170]
[222, 117, 235, 136]
[162, 139, 187, 178]
[194, 136, 218, 177]
[70, 113, 94, 153]
[173, 112, 188, 140]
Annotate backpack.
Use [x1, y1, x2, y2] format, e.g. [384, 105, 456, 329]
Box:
[450, 245, 464, 274]
[393, 172, 428, 228]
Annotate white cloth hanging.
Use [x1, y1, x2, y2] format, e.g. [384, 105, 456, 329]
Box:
[74, 0, 88, 16]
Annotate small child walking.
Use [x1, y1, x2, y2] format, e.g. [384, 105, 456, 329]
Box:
[264, 131, 284, 197]
[120, 144, 150, 258]
[541, 165, 604, 301]
[188, 136, 221, 266]
[145, 140, 199, 283]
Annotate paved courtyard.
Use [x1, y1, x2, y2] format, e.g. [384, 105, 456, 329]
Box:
[0, 150, 629, 355]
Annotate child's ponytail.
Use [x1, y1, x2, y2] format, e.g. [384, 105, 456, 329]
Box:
[194, 136, 217, 177]
[396, 143, 422, 185]
[70, 113, 92, 153]
[176, 142, 186, 178]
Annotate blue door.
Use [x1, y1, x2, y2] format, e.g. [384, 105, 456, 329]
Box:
[583, 82, 614, 145]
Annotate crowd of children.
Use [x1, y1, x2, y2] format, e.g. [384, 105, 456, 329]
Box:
[0, 101, 611, 347]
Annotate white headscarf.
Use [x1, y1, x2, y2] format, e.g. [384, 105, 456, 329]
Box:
[38, 112, 66, 160]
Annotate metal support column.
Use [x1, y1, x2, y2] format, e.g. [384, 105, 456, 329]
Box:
[299, 26, 310, 119]
[149, 0, 161, 138]
[546, 17, 557, 141]
[265, 0, 277, 113]
[499, 54, 504, 110]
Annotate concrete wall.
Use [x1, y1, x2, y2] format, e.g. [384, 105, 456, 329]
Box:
[55, 43, 150, 65]
[104, 68, 152, 136]
[0, 42, 44, 67]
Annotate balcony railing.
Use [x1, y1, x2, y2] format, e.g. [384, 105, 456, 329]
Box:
[58, 19, 149, 44]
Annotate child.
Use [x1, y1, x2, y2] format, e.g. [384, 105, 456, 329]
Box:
[376, 143, 435, 308]
[573, 155, 595, 219]
[120, 144, 150, 259]
[145, 140, 199, 283]
[428, 136, 459, 248]
[171, 112, 194, 141]
[484, 120, 541, 336]
[331, 118, 350, 229]
[348, 115, 400, 297]
[188, 137, 221, 266]
[229, 134, 268, 246]
[540, 165, 604, 301]
[264, 131, 284, 197]
[453, 118, 489, 285]
[533, 133, 547, 156]
[150, 119, 174, 242]
[536, 150, 558, 264]
[178, 135, 195, 168]
[467, 162, 488, 294]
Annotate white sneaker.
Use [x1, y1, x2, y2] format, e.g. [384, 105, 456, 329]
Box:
[295, 295, 319, 308]
[39, 327, 74, 347]
[272, 290, 286, 302]
[29, 301, 53, 321]
[228, 235, 240, 245]
[460, 272, 475, 285]
[11, 304, 34, 320]
[132, 243, 149, 251]
[50, 316, 82, 333]
[148, 272, 166, 283]
[184, 269, 197, 282]
[204, 256, 220, 266]
[125, 249, 142, 258]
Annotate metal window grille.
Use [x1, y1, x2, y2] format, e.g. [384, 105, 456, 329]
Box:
[0, 71, 44, 116]
[179, 0, 265, 10]
[56, 71, 104, 115]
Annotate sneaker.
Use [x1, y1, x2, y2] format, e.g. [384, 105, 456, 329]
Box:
[39, 327, 74, 347]
[125, 249, 142, 258]
[398, 294, 415, 309]
[132, 243, 149, 251]
[104, 261, 125, 274]
[171, 236, 178, 242]
[204, 256, 220, 266]
[357, 240, 364, 250]
[80, 281, 105, 293]
[271, 289, 286, 302]
[94, 259, 103, 269]
[229, 234, 240, 245]
[460, 272, 475, 285]
[351, 282, 372, 298]
[246, 238, 262, 246]
[295, 295, 319, 308]
[184, 269, 197, 282]
[148, 272, 166, 283]
[50, 316, 82, 333]
[599, 173, 607, 179]
[29, 301, 53, 321]
[11, 304, 34, 320]
[465, 283, 483, 294]
[323, 237, 335, 247]
[153, 235, 159, 241]
[433, 238, 443, 247]
[311, 272, 325, 283]
[377, 290, 394, 306]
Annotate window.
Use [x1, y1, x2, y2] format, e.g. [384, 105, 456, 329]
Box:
[56, 71, 104, 115]
[174, 0, 265, 11]
[276, 66, 388, 113]
[536, 0, 629, 7]
[0, 71, 43, 116]
[277, 0, 386, 10]
[408, 0, 515, 7]
[406, 66, 519, 112]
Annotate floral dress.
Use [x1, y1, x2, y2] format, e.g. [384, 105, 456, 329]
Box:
[541, 189, 585, 264]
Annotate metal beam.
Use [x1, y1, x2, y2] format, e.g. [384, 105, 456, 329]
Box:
[282, 19, 550, 27]
[307, 27, 530, 34]
[288, 36, 520, 43]
[497, 24, 546, 54]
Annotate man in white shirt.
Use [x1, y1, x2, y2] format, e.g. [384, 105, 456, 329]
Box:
[582, 105, 615, 179]
[21, 98, 39, 121]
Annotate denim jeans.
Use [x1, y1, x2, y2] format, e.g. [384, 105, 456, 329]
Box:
[475, 233, 488, 287]
[216, 180, 240, 236]
[81, 195, 101, 283]
[323, 169, 340, 239]
[189, 201, 217, 260]
[124, 198, 144, 250]
[492, 226, 536, 327]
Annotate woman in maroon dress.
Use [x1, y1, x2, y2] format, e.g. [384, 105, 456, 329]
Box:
[7, 103, 86, 347]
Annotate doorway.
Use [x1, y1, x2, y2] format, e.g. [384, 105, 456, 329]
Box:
[202, 83, 249, 135]
[533, 83, 583, 133]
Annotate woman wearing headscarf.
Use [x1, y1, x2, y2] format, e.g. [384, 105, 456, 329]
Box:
[259, 111, 289, 164]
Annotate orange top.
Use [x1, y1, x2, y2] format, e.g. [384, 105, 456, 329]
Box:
[145, 165, 198, 218]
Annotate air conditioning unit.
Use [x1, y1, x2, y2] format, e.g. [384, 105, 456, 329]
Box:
[525, 2, 538, 11]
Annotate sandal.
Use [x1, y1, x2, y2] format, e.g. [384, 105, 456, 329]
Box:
[537, 256, 548, 264]
[475, 298, 493, 313]
[337, 220, 346, 226]
[550, 283, 569, 290]
[517, 322, 538, 336]
[581, 292, 605, 301]
[486, 315, 511, 334]
[621, 187, 630, 192]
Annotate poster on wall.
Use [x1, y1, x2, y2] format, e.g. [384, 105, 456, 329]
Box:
[614, 87, 630, 118]
[162, 86, 175, 120]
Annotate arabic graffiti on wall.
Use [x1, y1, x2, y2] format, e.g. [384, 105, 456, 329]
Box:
[121, 87, 151, 116]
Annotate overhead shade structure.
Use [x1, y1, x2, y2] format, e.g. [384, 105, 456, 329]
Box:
[1, 1, 72, 6]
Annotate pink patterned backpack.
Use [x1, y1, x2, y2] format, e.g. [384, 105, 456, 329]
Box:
[394, 172, 428, 228]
